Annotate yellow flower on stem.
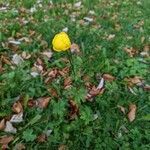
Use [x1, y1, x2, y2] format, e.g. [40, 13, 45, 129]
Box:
[52, 32, 71, 52]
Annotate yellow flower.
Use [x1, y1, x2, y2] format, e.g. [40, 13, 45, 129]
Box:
[52, 32, 71, 52]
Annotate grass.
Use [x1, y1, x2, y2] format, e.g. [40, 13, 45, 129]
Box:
[0, 0, 150, 149]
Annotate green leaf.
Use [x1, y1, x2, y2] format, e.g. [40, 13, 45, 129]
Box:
[22, 129, 37, 142]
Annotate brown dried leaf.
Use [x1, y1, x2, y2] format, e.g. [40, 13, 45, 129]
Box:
[117, 105, 126, 114]
[58, 67, 70, 77]
[8, 43, 19, 51]
[21, 51, 31, 59]
[1, 56, 11, 65]
[124, 47, 138, 57]
[64, 77, 72, 89]
[0, 119, 5, 130]
[143, 85, 150, 91]
[48, 69, 58, 79]
[27, 100, 37, 108]
[14, 143, 25, 150]
[12, 101, 23, 114]
[125, 76, 143, 86]
[37, 97, 50, 108]
[103, 74, 115, 82]
[42, 51, 53, 59]
[107, 34, 115, 40]
[58, 145, 68, 150]
[48, 88, 59, 98]
[86, 86, 105, 101]
[127, 104, 137, 122]
[0, 63, 4, 73]
[69, 100, 79, 120]
[37, 134, 47, 143]
[70, 43, 80, 54]
[144, 45, 150, 52]
[29, 30, 36, 37]
[0, 136, 14, 149]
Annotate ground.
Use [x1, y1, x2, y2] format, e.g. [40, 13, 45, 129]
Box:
[0, 0, 150, 149]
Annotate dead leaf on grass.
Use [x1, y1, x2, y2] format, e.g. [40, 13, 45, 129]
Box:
[68, 100, 79, 120]
[58, 67, 70, 77]
[58, 144, 68, 150]
[117, 105, 126, 114]
[103, 74, 115, 81]
[37, 134, 47, 143]
[107, 34, 115, 40]
[125, 76, 143, 87]
[21, 51, 31, 59]
[4, 121, 17, 134]
[12, 54, 24, 65]
[0, 136, 14, 150]
[10, 112, 23, 123]
[124, 47, 138, 57]
[48, 88, 59, 98]
[127, 104, 137, 122]
[14, 143, 26, 150]
[37, 97, 51, 108]
[70, 43, 80, 54]
[41, 51, 53, 59]
[64, 77, 72, 89]
[12, 101, 23, 114]
[0, 119, 5, 130]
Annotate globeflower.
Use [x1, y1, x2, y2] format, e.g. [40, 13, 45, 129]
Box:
[52, 32, 71, 52]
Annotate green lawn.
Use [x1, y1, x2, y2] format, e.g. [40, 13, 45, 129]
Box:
[0, 0, 150, 149]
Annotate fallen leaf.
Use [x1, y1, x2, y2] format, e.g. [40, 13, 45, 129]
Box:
[127, 104, 137, 122]
[70, 43, 80, 54]
[62, 27, 68, 32]
[37, 97, 51, 108]
[48, 88, 59, 98]
[42, 51, 53, 59]
[74, 1, 82, 8]
[48, 69, 58, 79]
[83, 17, 93, 22]
[8, 40, 21, 45]
[21, 51, 31, 59]
[125, 76, 143, 87]
[0, 136, 14, 149]
[8, 43, 19, 51]
[30, 72, 39, 78]
[143, 85, 150, 91]
[12, 101, 23, 114]
[143, 45, 149, 52]
[124, 47, 138, 57]
[12, 54, 24, 65]
[68, 100, 79, 120]
[86, 86, 105, 101]
[1, 55, 11, 65]
[4, 121, 17, 134]
[37, 134, 47, 143]
[58, 67, 70, 77]
[10, 112, 23, 123]
[107, 34, 115, 40]
[58, 144, 68, 150]
[0, 119, 5, 130]
[117, 105, 126, 114]
[27, 100, 37, 107]
[64, 77, 72, 89]
[14, 143, 26, 150]
[103, 74, 115, 81]
[97, 78, 104, 89]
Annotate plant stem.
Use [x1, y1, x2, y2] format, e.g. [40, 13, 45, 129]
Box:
[66, 51, 75, 77]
